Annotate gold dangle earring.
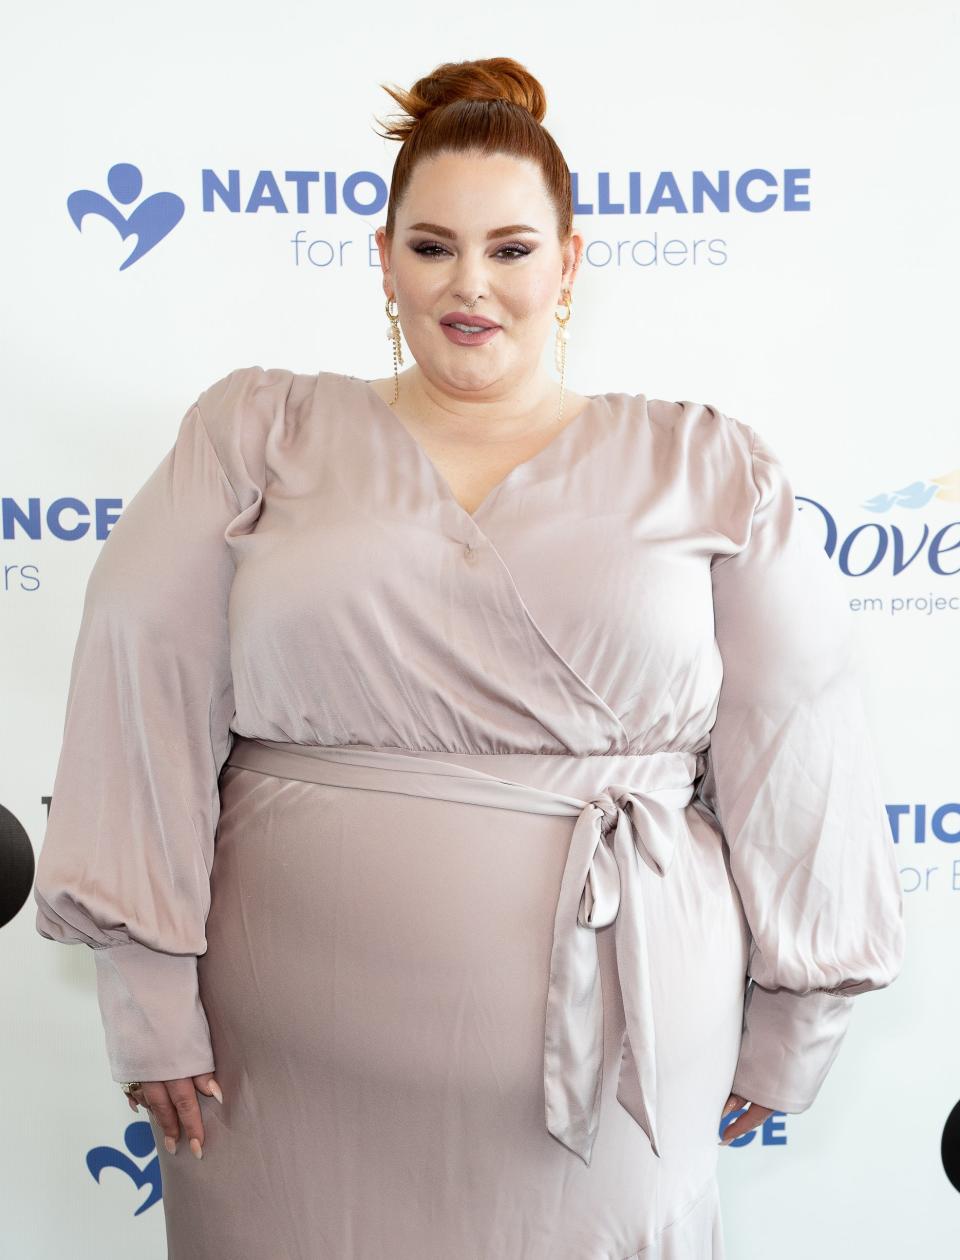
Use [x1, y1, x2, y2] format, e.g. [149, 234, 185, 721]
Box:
[554, 287, 572, 423]
[385, 295, 403, 404]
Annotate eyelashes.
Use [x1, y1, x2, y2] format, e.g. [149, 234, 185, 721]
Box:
[411, 242, 532, 261]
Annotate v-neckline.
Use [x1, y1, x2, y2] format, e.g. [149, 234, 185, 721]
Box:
[352, 375, 606, 522]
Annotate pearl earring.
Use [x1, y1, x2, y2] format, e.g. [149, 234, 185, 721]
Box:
[555, 288, 573, 422]
[386, 295, 403, 404]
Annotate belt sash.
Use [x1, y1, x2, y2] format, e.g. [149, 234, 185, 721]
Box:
[224, 736, 702, 1167]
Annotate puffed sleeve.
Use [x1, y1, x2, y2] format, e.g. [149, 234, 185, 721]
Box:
[33, 380, 248, 1084]
[699, 420, 906, 1115]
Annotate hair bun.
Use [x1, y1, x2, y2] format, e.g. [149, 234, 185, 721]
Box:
[376, 57, 547, 142]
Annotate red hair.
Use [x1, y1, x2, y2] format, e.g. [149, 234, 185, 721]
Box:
[373, 57, 573, 243]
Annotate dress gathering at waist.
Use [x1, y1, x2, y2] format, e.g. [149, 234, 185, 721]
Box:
[224, 735, 705, 1167]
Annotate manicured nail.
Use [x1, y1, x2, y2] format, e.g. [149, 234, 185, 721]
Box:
[190, 1138, 203, 1160]
[164, 1136, 177, 1155]
[209, 1080, 223, 1105]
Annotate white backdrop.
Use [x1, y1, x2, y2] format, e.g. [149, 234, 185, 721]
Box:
[4, 1, 954, 1255]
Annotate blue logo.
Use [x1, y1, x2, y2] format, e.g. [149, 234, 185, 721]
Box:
[67, 163, 184, 271]
[800, 466, 960, 578]
[86, 1120, 161, 1214]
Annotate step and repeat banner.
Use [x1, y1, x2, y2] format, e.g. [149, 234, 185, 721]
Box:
[3, 2, 955, 1256]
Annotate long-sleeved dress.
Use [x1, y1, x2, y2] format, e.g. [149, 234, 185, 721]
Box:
[34, 366, 905, 1260]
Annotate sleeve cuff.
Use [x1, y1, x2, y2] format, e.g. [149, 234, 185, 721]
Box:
[729, 981, 855, 1113]
[93, 942, 215, 1083]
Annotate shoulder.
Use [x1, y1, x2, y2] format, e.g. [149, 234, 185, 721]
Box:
[191, 365, 347, 501]
[642, 394, 768, 493]
[641, 396, 795, 552]
[644, 395, 755, 457]
[195, 365, 354, 436]
[194, 364, 304, 440]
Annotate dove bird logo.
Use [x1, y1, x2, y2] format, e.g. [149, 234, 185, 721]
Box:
[67, 163, 184, 271]
[862, 471, 960, 513]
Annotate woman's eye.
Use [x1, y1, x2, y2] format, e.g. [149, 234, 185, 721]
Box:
[412, 243, 450, 258]
[412, 242, 530, 260]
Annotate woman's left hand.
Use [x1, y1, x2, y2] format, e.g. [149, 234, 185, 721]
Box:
[718, 1092, 776, 1144]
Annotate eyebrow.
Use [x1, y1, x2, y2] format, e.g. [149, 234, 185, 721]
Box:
[406, 222, 541, 240]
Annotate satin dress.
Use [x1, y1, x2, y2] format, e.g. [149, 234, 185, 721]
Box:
[34, 366, 905, 1258]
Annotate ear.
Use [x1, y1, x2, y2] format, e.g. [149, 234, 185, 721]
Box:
[374, 226, 392, 296]
[560, 230, 585, 295]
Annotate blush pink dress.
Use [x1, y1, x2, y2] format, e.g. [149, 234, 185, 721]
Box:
[34, 367, 905, 1258]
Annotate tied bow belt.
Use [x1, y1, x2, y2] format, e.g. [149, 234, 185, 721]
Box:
[225, 736, 706, 1167]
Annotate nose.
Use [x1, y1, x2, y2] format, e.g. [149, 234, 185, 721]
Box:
[449, 257, 491, 307]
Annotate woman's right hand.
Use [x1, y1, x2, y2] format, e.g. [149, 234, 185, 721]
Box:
[128, 1072, 223, 1159]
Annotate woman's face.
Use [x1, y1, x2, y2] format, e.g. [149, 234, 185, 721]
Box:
[375, 151, 583, 402]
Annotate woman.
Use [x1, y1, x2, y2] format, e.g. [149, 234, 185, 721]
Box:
[34, 56, 905, 1259]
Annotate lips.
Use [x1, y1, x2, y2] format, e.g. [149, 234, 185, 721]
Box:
[439, 311, 501, 329]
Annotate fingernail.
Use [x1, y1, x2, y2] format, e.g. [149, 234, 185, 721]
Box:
[164, 1136, 177, 1155]
[190, 1138, 203, 1160]
[209, 1079, 223, 1105]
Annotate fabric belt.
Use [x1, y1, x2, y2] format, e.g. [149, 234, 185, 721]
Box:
[224, 736, 705, 1167]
